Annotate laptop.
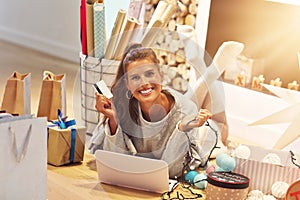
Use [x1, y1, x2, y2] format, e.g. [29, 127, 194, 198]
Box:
[95, 150, 177, 193]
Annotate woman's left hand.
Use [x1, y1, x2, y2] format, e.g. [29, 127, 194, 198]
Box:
[179, 109, 212, 132]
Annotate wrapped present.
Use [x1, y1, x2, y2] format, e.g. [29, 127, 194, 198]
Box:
[47, 110, 86, 166]
[233, 145, 300, 194]
[206, 171, 250, 200]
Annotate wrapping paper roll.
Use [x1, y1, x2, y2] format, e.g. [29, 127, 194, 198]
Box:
[129, 19, 143, 43]
[93, 2, 106, 59]
[146, 0, 168, 32]
[104, 9, 126, 59]
[142, 1, 175, 47]
[86, 2, 95, 56]
[141, 20, 164, 47]
[160, 3, 176, 26]
[80, 0, 87, 55]
[113, 17, 136, 60]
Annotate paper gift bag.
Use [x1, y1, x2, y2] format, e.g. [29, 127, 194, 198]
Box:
[0, 116, 47, 200]
[233, 145, 300, 194]
[1, 71, 31, 115]
[47, 125, 86, 166]
[37, 71, 66, 120]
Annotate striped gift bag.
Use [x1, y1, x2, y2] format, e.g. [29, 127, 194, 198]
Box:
[233, 145, 300, 194]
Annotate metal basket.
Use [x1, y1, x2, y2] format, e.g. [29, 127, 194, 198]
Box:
[80, 52, 119, 135]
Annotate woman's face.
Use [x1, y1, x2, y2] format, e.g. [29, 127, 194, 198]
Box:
[125, 58, 163, 105]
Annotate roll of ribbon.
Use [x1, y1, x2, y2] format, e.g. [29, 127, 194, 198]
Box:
[93, 2, 106, 59]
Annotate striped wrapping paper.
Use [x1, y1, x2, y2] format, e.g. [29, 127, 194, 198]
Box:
[93, 2, 106, 59]
[234, 157, 300, 194]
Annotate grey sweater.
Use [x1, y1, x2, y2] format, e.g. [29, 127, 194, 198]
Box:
[88, 88, 219, 178]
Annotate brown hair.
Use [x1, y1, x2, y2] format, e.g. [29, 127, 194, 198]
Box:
[110, 43, 160, 129]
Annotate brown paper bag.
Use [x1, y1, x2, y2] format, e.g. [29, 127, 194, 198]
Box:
[1, 71, 31, 115]
[37, 71, 66, 120]
[47, 124, 86, 166]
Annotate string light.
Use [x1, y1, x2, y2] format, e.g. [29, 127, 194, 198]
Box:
[161, 120, 219, 199]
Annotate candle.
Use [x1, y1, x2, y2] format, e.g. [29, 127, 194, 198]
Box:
[251, 75, 265, 90]
[287, 81, 299, 91]
[270, 77, 282, 87]
[235, 71, 246, 87]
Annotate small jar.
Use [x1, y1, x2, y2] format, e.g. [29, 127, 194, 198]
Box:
[206, 171, 250, 200]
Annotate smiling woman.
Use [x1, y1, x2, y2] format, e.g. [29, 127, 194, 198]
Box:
[88, 43, 228, 178]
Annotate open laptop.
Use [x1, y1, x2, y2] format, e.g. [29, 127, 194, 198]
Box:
[95, 150, 177, 193]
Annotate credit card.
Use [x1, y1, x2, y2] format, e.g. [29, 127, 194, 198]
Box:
[93, 80, 113, 99]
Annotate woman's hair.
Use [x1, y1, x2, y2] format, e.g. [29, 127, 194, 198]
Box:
[111, 43, 160, 89]
[110, 43, 160, 128]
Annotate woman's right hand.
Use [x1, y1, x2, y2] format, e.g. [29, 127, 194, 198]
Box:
[95, 93, 116, 119]
[95, 93, 118, 134]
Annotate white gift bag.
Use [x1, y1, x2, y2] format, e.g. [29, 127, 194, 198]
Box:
[0, 115, 47, 200]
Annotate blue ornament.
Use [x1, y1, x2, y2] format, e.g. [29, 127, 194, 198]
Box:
[193, 173, 207, 189]
[216, 153, 229, 167]
[184, 170, 198, 184]
[219, 156, 236, 172]
[215, 166, 226, 172]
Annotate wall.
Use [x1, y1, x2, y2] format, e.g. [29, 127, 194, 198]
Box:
[205, 0, 300, 87]
[0, 0, 211, 63]
[0, 0, 136, 62]
[0, 0, 81, 62]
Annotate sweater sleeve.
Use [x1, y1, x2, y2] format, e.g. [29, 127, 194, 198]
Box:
[161, 120, 221, 178]
[160, 122, 190, 178]
[88, 119, 137, 155]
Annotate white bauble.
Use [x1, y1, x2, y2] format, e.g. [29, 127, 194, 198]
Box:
[263, 194, 276, 200]
[234, 144, 251, 159]
[262, 153, 281, 165]
[246, 190, 264, 200]
[271, 181, 289, 199]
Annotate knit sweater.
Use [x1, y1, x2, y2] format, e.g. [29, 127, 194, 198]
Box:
[88, 88, 219, 178]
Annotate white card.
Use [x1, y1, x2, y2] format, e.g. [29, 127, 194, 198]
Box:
[94, 80, 113, 99]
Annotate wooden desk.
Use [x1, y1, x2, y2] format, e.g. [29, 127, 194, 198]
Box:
[47, 152, 163, 200]
[47, 152, 206, 200]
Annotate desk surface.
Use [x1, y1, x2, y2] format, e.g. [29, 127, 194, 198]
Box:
[47, 152, 206, 200]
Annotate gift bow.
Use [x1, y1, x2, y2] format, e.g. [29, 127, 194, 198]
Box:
[49, 109, 76, 129]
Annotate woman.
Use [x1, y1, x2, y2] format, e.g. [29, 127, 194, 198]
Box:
[88, 44, 221, 178]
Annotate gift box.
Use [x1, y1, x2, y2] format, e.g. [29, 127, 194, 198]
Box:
[206, 171, 250, 200]
[233, 145, 300, 194]
[47, 120, 86, 166]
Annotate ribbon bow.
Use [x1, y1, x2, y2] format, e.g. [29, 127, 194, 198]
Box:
[50, 109, 76, 129]
[48, 109, 77, 163]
